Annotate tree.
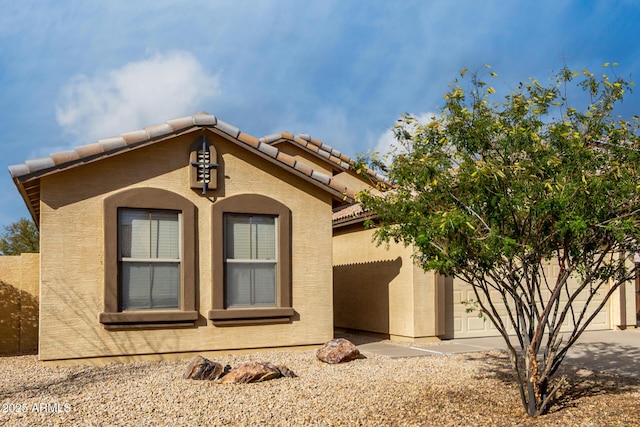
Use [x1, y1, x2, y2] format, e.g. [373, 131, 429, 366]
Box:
[0, 218, 39, 255]
[357, 65, 640, 416]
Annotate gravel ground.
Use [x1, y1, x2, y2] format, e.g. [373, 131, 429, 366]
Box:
[1, 348, 639, 427]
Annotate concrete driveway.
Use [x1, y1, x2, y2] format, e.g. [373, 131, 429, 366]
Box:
[355, 329, 640, 379]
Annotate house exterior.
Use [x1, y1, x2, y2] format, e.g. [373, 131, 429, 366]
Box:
[8, 112, 638, 364]
[332, 206, 639, 340]
[8, 113, 379, 364]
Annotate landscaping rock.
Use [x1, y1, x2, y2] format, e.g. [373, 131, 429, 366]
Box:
[183, 356, 228, 380]
[216, 361, 297, 384]
[316, 338, 361, 364]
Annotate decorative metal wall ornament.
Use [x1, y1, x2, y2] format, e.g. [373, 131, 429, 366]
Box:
[189, 136, 218, 194]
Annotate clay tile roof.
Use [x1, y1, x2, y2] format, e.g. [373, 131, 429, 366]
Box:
[121, 129, 150, 145]
[293, 136, 309, 148]
[332, 203, 363, 221]
[24, 157, 55, 173]
[98, 136, 127, 152]
[8, 112, 361, 226]
[257, 141, 278, 158]
[215, 119, 240, 138]
[261, 133, 283, 144]
[145, 123, 173, 139]
[7, 163, 30, 177]
[311, 170, 331, 185]
[50, 150, 80, 166]
[74, 143, 104, 158]
[293, 161, 313, 176]
[262, 130, 388, 186]
[276, 151, 296, 168]
[332, 202, 372, 227]
[166, 116, 196, 131]
[238, 132, 260, 148]
[192, 112, 217, 126]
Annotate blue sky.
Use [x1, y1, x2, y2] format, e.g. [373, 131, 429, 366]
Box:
[2, 0, 640, 226]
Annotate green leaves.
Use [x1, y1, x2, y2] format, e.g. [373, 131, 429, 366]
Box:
[357, 64, 640, 418]
[0, 218, 39, 255]
[358, 65, 640, 277]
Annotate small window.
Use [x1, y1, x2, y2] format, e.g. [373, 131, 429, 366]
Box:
[100, 188, 197, 328]
[209, 194, 294, 325]
[119, 209, 181, 310]
[224, 214, 277, 308]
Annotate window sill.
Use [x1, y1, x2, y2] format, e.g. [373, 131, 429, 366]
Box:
[99, 310, 199, 328]
[208, 307, 294, 325]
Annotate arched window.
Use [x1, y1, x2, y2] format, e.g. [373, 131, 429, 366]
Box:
[209, 194, 294, 325]
[100, 187, 197, 328]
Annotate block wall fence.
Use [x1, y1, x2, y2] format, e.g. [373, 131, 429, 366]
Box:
[0, 253, 39, 354]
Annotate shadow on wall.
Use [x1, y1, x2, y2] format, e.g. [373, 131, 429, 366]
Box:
[333, 257, 402, 335]
[0, 281, 38, 355]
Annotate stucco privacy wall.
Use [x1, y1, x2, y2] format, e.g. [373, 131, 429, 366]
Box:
[38, 130, 334, 362]
[332, 225, 445, 340]
[0, 253, 39, 354]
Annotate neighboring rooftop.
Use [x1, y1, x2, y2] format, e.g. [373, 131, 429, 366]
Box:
[266, 133, 388, 184]
[9, 112, 383, 226]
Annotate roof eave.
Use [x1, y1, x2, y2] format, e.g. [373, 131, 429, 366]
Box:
[11, 175, 40, 228]
[205, 128, 354, 204]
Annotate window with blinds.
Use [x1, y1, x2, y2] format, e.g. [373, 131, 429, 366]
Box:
[119, 209, 181, 310]
[224, 214, 277, 307]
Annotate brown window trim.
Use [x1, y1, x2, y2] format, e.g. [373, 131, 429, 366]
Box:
[208, 194, 293, 325]
[100, 187, 198, 328]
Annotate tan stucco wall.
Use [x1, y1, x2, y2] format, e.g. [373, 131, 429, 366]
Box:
[0, 253, 39, 353]
[610, 258, 638, 329]
[38, 130, 334, 363]
[332, 225, 443, 340]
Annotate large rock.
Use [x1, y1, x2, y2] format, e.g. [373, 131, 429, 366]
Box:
[316, 338, 361, 364]
[183, 356, 229, 380]
[216, 361, 297, 384]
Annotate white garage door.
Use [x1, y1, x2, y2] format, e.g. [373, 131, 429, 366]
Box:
[444, 263, 610, 339]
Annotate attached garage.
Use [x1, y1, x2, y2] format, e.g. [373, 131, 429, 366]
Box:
[444, 270, 610, 339]
[332, 207, 635, 341]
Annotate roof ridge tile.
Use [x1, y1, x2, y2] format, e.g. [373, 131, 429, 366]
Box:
[238, 131, 260, 148]
[25, 157, 55, 173]
[144, 123, 173, 139]
[97, 136, 127, 152]
[192, 113, 217, 126]
[257, 141, 278, 158]
[310, 169, 331, 185]
[215, 119, 240, 138]
[166, 116, 196, 131]
[74, 143, 104, 158]
[261, 133, 283, 144]
[121, 129, 150, 145]
[50, 150, 80, 166]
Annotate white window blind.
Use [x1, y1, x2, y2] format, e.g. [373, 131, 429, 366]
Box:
[224, 214, 277, 307]
[119, 210, 181, 310]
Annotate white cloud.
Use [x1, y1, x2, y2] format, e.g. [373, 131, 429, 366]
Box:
[56, 51, 220, 142]
[373, 112, 437, 159]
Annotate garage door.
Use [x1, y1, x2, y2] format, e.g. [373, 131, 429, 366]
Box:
[444, 263, 610, 339]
